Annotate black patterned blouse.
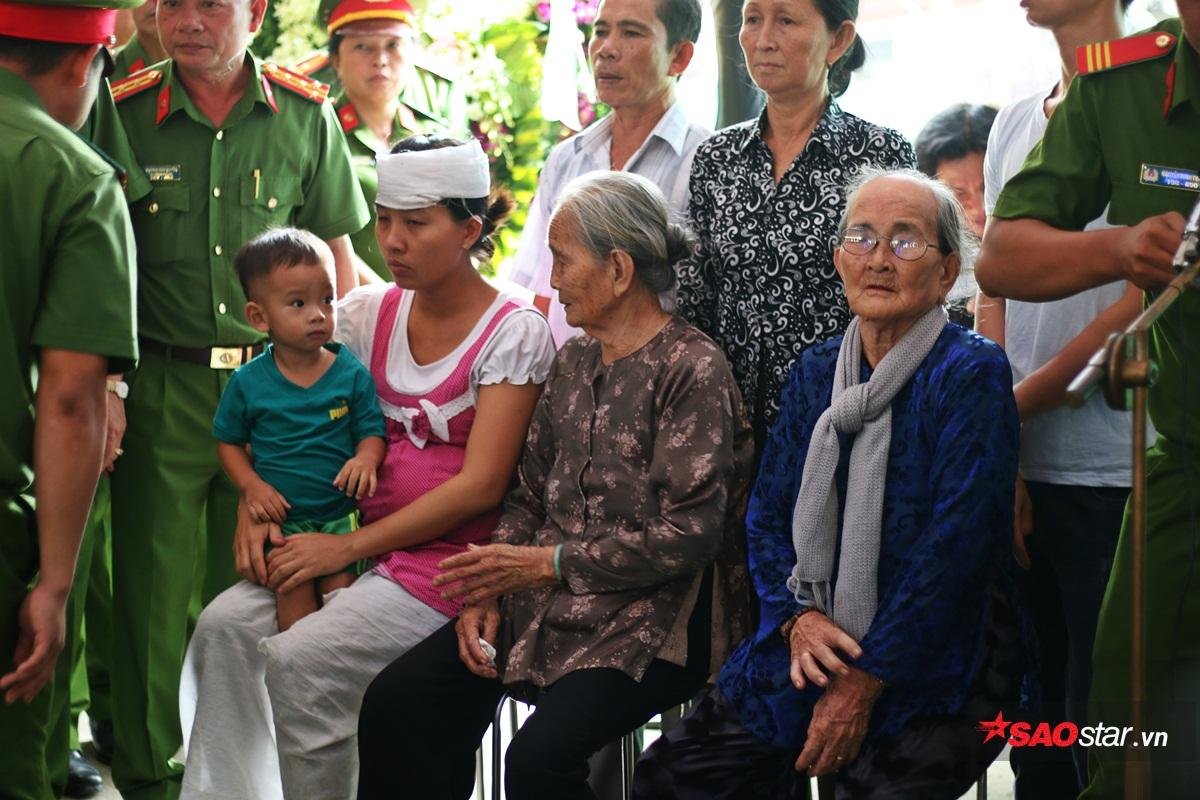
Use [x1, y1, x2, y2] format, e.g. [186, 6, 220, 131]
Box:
[675, 103, 914, 447]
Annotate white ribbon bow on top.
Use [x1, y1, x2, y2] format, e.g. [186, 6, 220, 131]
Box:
[382, 391, 474, 449]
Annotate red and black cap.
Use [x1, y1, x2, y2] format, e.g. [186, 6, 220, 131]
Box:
[0, 0, 142, 46]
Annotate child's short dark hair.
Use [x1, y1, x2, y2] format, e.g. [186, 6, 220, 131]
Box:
[235, 228, 332, 300]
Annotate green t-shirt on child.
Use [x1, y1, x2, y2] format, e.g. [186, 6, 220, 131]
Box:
[213, 343, 385, 521]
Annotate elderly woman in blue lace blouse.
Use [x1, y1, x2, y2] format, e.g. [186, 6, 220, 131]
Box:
[634, 168, 1026, 799]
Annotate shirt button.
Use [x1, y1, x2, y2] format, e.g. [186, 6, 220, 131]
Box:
[214, 245, 223, 256]
[148, 201, 160, 214]
[218, 302, 227, 314]
[216, 130, 224, 141]
[212, 187, 221, 198]
[267, 197, 278, 210]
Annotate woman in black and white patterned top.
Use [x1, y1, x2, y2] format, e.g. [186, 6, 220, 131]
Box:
[676, 0, 913, 448]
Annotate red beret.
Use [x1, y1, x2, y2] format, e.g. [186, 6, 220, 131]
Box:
[0, 0, 123, 45]
[324, 0, 414, 35]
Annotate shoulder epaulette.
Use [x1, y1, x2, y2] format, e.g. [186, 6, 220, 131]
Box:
[292, 51, 329, 77]
[110, 68, 163, 103]
[1077, 30, 1176, 76]
[262, 63, 330, 104]
[82, 140, 129, 191]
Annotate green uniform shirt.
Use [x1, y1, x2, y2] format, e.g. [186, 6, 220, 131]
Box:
[82, 79, 152, 202]
[334, 92, 426, 278]
[994, 19, 1200, 447]
[0, 68, 138, 498]
[112, 36, 154, 77]
[113, 55, 371, 348]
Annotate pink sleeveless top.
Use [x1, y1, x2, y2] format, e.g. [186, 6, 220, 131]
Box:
[361, 286, 522, 617]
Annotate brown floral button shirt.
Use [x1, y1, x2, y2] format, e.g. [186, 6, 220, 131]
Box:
[496, 316, 755, 691]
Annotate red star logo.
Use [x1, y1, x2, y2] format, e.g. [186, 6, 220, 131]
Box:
[977, 711, 1010, 744]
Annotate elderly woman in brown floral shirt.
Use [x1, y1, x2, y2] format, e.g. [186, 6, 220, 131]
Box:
[356, 171, 755, 800]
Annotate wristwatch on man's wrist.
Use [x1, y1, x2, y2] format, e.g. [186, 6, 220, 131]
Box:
[106, 378, 129, 399]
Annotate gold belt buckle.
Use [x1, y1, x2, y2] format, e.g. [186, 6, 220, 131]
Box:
[209, 346, 246, 369]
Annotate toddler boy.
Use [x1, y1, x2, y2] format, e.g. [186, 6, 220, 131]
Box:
[214, 228, 385, 630]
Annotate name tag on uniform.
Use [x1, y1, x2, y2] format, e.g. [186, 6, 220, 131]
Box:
[145, 164, 182, 183]
[1139, 163, 1200, 192]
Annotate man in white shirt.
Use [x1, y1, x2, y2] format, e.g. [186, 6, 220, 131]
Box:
[976, 1, 1141, 796]
[506, 0, 709, 344]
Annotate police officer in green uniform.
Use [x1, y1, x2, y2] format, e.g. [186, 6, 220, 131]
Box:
[53, 32, 159, 786]
[49, 50, 156, 799]
[317, 0, 431, 278]
[977, 4, 1200, 795]
[101, 0, 369, 795]
[59, 0, 166, 778]
[0, 1, 138, 798]
[112, 0, 165, 76]
[35, 55, 159, 800]
[293, 0, 464, 143]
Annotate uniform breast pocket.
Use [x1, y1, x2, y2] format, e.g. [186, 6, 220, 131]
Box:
[240, 174, 303, 245]
[135, 184, 191, 264]
[1110, 175, 1196, 224]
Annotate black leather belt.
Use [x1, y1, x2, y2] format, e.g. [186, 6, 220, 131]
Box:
[139, 337, 264, 369]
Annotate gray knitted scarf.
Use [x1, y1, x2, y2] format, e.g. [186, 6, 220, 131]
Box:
[787, 305, 947, 641]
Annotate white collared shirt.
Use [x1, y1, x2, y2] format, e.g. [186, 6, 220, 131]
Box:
[503, 102, 710, 344]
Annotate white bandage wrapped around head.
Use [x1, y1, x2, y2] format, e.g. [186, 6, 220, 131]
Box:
[375, 140, 490, 210]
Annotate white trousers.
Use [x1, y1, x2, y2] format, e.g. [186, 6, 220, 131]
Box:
[179, 571, 449, 800]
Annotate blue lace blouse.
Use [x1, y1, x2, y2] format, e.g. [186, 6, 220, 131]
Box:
[717, 324, 1020, 748]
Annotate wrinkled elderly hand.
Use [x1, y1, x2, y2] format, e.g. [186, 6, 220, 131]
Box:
[786, 610, 863, 690]
[434, 544, 558, 605]
[794, 667, 884, 777]
[455, 599, 501, 679]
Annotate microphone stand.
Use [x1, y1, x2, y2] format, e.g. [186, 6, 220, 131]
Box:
[1065, 197, 1200, 800]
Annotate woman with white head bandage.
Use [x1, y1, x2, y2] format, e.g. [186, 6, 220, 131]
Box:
[178, 136, 556, 800]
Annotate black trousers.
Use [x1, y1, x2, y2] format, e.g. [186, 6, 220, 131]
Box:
[633, 581, 1025, 800]
[358, 615, 710, 800]
[1010, 482, 1125, 800]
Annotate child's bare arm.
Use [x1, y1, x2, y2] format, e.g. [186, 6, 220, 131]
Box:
[218, 441, 291, 523]
[333, 436, 384, 500]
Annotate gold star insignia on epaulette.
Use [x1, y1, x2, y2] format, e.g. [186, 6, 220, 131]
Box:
[262, 63, 330, 104]
[110, 68, 163, 103]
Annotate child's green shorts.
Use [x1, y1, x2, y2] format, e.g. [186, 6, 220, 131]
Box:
[277, 510, 363, 575]
[279, 510, 359, 537]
